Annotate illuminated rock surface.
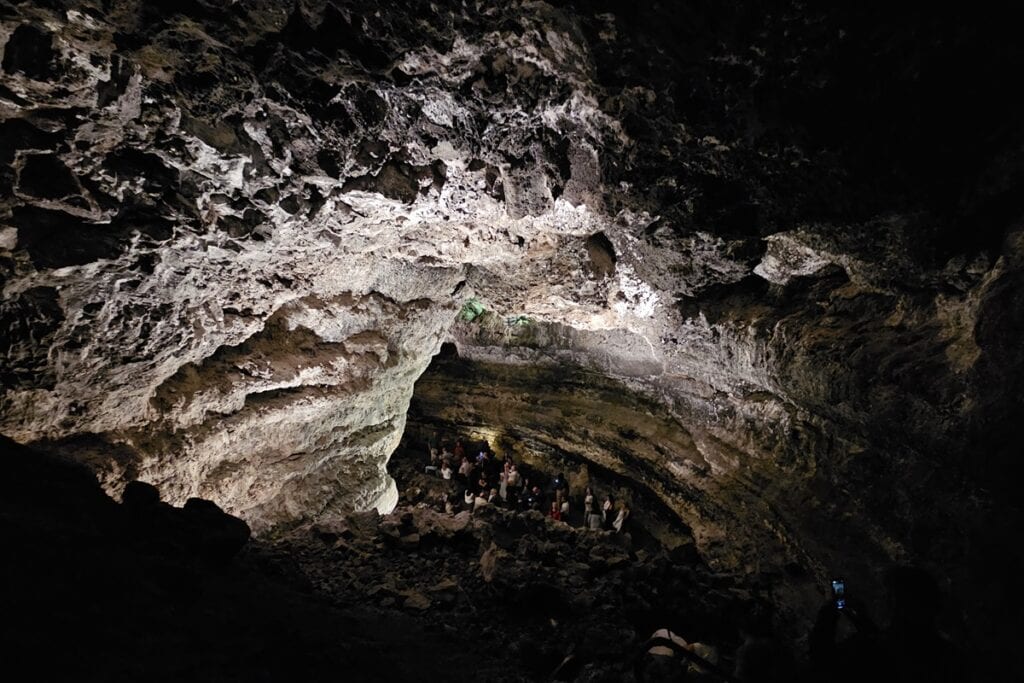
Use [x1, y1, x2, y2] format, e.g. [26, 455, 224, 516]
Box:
[1, 1, 1022, 673]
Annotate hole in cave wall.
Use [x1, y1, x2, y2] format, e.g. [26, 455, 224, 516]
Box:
[584, 231, 616, 279]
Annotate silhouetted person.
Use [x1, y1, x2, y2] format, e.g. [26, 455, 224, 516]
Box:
[552, 472, 569, 501]
[809, 566, 966, 683]
[525, 485, 544, 512]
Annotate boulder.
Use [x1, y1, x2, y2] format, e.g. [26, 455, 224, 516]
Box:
[402, 590, 432, 610]
[181, 497, 251, 564]
[480, 541, 512, 583]
[121, 480, 160, 509]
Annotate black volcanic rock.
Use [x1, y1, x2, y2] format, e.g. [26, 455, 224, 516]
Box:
[182, 496, 251, 564]
[121, 479, 161, 508]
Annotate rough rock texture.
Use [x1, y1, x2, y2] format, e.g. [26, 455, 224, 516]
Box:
[0, 0, 621, 529]
[1, 0, 1023, 664]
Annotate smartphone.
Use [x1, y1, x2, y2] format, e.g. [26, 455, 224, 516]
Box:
[831, 578, 846, 610]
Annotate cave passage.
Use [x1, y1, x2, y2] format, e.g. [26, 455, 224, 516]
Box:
[393, 343, 707, 555]
[2, 0, 1022, 680]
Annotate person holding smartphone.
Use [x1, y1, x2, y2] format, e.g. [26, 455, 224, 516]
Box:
[808, 575, 880, 681]
[808, 567, 967, 682]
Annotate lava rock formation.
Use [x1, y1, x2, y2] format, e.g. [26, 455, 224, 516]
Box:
[2, 1, 1022, 675]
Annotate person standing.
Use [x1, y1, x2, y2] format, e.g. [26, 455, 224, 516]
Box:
[601, 495, 615, 530]
[583, 487, 595, 526]
[586, 502, 603, 530]
[613, 502, 630, 533]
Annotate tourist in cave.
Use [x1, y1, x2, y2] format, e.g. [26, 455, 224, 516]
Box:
[601, 495, 616, 530]
[548, 500, 563, 522]
[473, 488, 489, 510]
[458, 456, 473, 481]
[440, 460, 453, 480]
[487, 488, 500, 506]
[424, 445, 439, 475]
[552, 471, 570, 501]
[506, 462, 521, 492]
[613, 501, 631, 533]
[583, 487, 595, 518]
[498, 468, 509, 501]
[586, 501, 604, 530]
[808, 566, 966, 682]
[463, 488, 475, 510]
[525, 484, 545, 512]
[453, 439, 465, 459]
[506, 465, 522, 507]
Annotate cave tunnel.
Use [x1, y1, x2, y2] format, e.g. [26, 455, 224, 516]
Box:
[1, 1, 1022, 681]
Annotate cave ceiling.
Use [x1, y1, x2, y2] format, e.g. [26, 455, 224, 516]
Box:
[1, 1, 1022, 630]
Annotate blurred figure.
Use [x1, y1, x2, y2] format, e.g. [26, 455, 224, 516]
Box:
[613, 501, 630, 533]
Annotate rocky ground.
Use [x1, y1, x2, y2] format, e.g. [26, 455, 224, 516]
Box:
[4, 431, 1014, 681]
[3, 434, 779, 682]
[254, 442, 774, 681]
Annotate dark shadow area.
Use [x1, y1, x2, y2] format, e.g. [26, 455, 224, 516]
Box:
[0, 436, 528, 682]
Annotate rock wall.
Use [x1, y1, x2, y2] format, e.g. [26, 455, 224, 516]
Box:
[409, 262, 1023, 646]
[0, 0, 624, 529]
[1, 5, 1022, 651]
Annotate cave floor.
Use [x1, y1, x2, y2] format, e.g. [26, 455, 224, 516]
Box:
[251, 440, 772, 678]
[3, 436, 772, 682]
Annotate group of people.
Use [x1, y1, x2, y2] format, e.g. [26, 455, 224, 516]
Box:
[423, 439, 631, 532]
